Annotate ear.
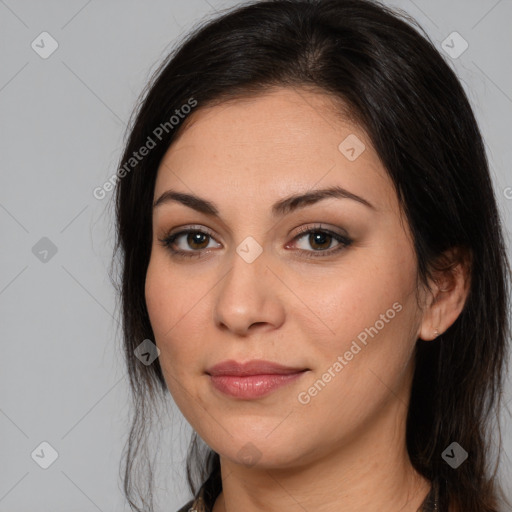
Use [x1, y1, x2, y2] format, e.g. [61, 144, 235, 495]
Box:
[418, 246, 472, 341]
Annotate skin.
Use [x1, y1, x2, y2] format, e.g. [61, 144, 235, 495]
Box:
[145, 87, 470, 512]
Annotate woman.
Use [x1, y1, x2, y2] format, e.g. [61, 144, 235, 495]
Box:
[111, 0, 511, 511]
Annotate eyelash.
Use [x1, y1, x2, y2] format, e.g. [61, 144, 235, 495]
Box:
[158, 224, 353, 260]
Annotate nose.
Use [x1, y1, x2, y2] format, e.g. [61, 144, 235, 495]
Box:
[213, 247, 286, 336]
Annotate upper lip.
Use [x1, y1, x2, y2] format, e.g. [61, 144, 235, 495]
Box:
[206, 359, 308, 376]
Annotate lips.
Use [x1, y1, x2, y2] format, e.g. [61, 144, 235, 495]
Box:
[206, 359, 309, 399]
[206, 359, 308, 376]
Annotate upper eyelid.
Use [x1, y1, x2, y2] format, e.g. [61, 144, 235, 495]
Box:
[164, 223, 344, 238]
[164, 224, 349, 248]
[159, 226, 352, 262]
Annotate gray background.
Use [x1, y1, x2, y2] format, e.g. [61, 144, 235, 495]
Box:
[0, 0, 511, 511]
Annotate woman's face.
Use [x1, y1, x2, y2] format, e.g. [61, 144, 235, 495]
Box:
[145, 87, 428, 469]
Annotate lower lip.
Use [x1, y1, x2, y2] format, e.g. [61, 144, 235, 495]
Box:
[209, 372, 306, 399]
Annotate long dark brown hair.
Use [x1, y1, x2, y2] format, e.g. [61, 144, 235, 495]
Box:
[110, 1, 511, 510]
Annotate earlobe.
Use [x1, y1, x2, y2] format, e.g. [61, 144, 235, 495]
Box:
[417, 247, 472, 341]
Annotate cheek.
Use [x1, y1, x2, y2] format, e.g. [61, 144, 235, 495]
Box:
[145, 259, 207, 419]
[298, 250, 420, 405]
[145, 257, 197, 365]
[293, 263, 419, 437]
[144, 253, 218, 391]
[301, 246, 416, 345]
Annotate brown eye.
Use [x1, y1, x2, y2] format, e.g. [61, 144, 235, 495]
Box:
[185, 231, 210, 250]
[159, 228, 220, 258]
[291, 226, 353, 258]
[159, 225, 352, 260]
[307, 231, 333, 250]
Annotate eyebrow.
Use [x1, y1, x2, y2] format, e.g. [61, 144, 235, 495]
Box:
[152, 185, 375, 216]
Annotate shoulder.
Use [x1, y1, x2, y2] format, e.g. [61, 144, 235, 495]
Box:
[176, 498, 195, 512]
[176, 495, 209, 512]
[177, 469, 219, 512]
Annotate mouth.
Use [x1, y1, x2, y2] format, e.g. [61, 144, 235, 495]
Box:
[206, 359, 310, 399]
[206, 359, 309, 377]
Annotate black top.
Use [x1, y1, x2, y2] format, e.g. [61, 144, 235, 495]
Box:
[176, 470, 441, 512]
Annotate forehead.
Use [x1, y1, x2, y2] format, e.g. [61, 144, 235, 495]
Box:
[153, 87, 395, 214]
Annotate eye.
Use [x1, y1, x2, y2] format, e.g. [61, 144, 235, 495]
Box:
[158, 227, 220, 259]
[158, 224, 353, 259]
[289, 224, 353, 258]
